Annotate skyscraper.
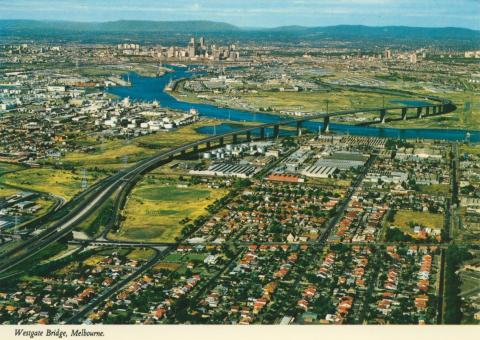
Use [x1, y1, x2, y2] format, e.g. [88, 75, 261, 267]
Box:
[409, 53, 417, 64]
[187, 37, 196, 57]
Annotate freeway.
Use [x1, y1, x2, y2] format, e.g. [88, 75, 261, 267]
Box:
[0, 95, 457, 275]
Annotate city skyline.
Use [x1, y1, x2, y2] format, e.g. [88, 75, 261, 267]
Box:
[0, 0, 479, 30]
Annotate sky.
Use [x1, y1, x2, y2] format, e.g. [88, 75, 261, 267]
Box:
[0, 0, 479, 30]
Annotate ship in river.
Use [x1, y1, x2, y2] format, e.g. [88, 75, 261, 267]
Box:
[164, 77, 174, 92]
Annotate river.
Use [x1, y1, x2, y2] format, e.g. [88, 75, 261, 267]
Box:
[106, 66, 480, 142]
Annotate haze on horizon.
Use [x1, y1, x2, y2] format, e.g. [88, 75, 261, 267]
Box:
[0, 0, 479, 30]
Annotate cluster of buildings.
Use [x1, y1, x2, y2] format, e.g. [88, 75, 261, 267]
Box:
[185, 180, 343, 244]
[166, 37, 239, 62]
[185, 244, 310, 324]
[1, 38, 477, 326]
[331, 145, 448, 243]
[190, 142, 279, 179]
[79, 246, 229, 324]
[0, 68, 200, 164]
[114, 243, 440, 325]
[0, 249, 149, 324]
[459, 150, 480, 238]
[372, 245, 439, 324]
[98, 98, 199, 133]
[0, 191, 46, 231]
[464, 51, 480, 58]
[329, 189, 388, 243]
[117, 37, 240, 62]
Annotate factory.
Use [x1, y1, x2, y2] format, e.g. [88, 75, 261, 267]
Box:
[190, 162, 258, 178]
[202, 141, 274, 160]
[364, 170, 408, 184]
[314, 151, 369, 170]
[283, 148, 312, 172]
[301, 164, 337, 178]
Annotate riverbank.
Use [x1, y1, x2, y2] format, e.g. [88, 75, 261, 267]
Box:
[105, 67, 480, 142]
[171, 75, 479, 132]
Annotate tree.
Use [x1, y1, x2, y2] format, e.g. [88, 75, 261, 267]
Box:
[444, 245, 472, 324]
[385, 227, 412, 242]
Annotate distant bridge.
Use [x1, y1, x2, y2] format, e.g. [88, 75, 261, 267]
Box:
[139, 95, 455, 171]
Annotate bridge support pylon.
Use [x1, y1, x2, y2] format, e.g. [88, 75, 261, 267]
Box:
[425, 107, 430, 116]
[296, 121, 302, 137]
[219, 137, 224, 146]
[246, 131, 251, 142]
[417, 107, 423, 118]
[322, 116, 330, 133]
[260, 127, 265, 140]
[401, 108, 407, 120]
[273, 125, 280, 139]
[380, 109, 386, 124]
[206, 141, 211, 148]
[232, 134, 238, 144]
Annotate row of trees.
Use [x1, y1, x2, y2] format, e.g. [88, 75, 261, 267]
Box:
[444, 244, 471, 324]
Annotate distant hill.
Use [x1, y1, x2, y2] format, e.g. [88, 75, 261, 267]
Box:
[269, 25, 480, 41]
[0, 20, 478, 47]
[0, 19, 240, 34]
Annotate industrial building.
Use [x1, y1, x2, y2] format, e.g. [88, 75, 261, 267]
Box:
[315, 151, 369, 170]
[301, 165, 337, 178]
[190, 162, 258, 178]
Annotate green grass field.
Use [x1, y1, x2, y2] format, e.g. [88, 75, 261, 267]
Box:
[417, 184, 450, 196]
[34, 198, 56, 217]
[0, 162, 24, 175]
[110, 181, 227, 243]
[63, 139, 157, 167]
[390, 209, 444, 235]
[0, 168, 103, 201]
[460, 143, 480, 155]
[176, 88, 410, 114]
[0, 184, 22, 198]
[126, 248, 157, 260]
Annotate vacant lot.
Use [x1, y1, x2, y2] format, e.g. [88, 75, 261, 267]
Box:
[63, 140, 157, 167]
[126, 248, 157, 260]
[0, 162, 24, 175]
[0, 184, 22, 197]
[391, 209, 444, 234]
[110, 182, 228, 243]
[417, 184, 450, 196]
[179, 88, 409, 115]
[0, 168, 103, 201]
